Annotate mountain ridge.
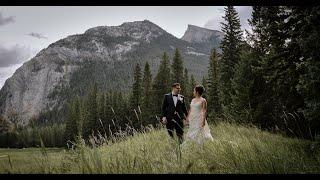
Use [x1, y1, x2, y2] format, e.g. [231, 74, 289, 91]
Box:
[0, 20, 223, 126]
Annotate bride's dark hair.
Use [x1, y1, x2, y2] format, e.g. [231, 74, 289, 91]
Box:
[194, 85, 205, 96]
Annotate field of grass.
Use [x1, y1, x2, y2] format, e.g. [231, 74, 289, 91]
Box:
[0, 121, 319, 174]
[0, 147, 65, 173]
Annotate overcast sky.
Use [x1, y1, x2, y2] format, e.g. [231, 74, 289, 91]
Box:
[0, 6, 252, 88]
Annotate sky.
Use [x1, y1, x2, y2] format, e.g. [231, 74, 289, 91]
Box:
[0, 6, 252, 88]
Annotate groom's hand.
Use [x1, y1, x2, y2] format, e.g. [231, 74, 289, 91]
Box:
[161, 117, 167, 125]
[183, 119, 188, 126]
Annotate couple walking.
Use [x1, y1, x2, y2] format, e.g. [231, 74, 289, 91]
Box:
[161, 83, 213, 144]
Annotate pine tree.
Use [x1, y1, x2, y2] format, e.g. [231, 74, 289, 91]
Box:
[247, 6, 309, 137]
[141, 62, 153, 125]
[252, 6, 306, 132]
[130, 63, 143, 128]
[78, 99, 86, 138]
[189, 74, 196, 101]
[98, 92, 106, 135]
[247, 6, 277, 129]
[220, 6, 243, 109]
[207, 48, 222, 117]
[104, 91, 115, 135]
[202, 76, 207, 92]
[111, 91, 122, 130]
[230, 44, 255, 123]
[152, 52, 171, 115]
[83, 83, 99, 139]
[293, 7, 320, 138]
[183, 68, 190, 104]
[171, 48, 184, 86]
[116, 91, 130, 129]
[130, 63, 143, 109]
[65, 98, 80, 143]
[201, 75, 208, 101]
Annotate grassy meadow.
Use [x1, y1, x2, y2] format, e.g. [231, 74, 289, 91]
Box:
[0, 121, 319, 174]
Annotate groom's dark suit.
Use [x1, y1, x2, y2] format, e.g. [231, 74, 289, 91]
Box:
[162, 93, 188, 142]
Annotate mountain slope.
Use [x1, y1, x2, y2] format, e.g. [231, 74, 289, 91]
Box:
[0, 20, 223, 126]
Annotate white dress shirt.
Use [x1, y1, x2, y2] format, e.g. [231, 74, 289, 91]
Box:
[172, 92, 178, 107]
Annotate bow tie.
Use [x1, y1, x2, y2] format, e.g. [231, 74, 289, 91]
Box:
[173, 94, 178, 97]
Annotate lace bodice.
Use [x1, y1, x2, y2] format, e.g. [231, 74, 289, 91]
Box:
[190, 99, 202, 113]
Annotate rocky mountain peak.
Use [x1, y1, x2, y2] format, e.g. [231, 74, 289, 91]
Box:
[84, 20, 165, 42]
[181, 24, 224, 43]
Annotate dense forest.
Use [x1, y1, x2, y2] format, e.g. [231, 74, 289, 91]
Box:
[0, 6, 319, 148]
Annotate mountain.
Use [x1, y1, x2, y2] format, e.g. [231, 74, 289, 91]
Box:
[0, 20, 223, 126]
[181, 24, 224, 53]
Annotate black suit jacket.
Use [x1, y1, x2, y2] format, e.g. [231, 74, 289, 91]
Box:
[162, 93, 188, 123]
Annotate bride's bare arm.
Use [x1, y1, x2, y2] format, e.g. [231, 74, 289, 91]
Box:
[185, 110, 190, 125]
[186, 108, 190, 122]
[201, 98, 207, 127]
[186, 99, 192, 123]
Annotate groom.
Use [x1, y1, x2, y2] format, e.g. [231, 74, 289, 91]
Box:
[161, 83, 188, 144]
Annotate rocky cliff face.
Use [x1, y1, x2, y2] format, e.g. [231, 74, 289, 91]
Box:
[181, 24, 224, 54]
[0, 47, 79, 126]
[181, 24, 224, 44]
[0, 20, 223, 126]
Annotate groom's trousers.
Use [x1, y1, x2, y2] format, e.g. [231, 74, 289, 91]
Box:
[166, 117, 184, 143]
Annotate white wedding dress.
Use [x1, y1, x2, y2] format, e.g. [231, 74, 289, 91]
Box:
[185, 98, 213, 144]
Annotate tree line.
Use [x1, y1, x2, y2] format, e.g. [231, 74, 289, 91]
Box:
[64, 48, 208, 143]
[207, 6, 320, 140]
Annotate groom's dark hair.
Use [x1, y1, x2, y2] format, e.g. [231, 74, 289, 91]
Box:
[172, 83, 180, 88]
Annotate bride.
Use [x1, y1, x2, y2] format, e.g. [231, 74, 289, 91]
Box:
[184, 85, 213, 144]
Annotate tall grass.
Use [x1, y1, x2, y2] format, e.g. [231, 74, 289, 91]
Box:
[2, 121, 318, 174]
[89, 122, 318, 174]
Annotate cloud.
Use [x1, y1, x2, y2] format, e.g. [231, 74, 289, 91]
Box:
[26, 32, 48, 39]
[0, 12, 15, 26]
[0, 44, 31, 67]
[203, 7, 225, 31]
[204, 18, 223, 31]
[235, 6, 252, 30]
[203, 6, 252, 32]
[217, 8, 224, 13]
